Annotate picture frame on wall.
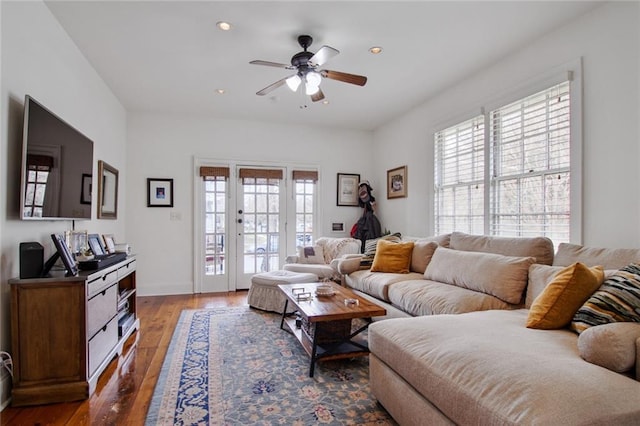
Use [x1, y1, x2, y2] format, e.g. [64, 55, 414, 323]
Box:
[147, 178, 174, 207]
[387, 166, 407, 199]
[80, 174, 92, 205]
[336, 173, 360, 206]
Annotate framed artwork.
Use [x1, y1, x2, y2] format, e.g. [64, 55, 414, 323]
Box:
[97, 160, 118, 219]
[147, 178, 174, 207]
[80, 174, 92, 205]
[102, 234, 116, 253]
[387, 166, 407, 199]
[336, 173, 360, 206]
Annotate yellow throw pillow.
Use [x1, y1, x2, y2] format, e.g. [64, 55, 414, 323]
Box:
[526, 262, 604, 330]
[370, 240, 414, 274]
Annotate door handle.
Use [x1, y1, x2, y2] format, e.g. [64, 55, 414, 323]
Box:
[238, 209, 243, 214]
[237, 219, 243, 223]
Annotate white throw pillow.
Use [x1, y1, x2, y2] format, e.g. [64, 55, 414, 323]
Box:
[297, 245, 325, 264]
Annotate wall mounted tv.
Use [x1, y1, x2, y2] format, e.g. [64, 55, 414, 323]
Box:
[20, 95, 94, 220]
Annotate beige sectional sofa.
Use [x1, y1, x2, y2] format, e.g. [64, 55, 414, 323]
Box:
[340, 232, 555, 318]
[339, 234, 640, 425]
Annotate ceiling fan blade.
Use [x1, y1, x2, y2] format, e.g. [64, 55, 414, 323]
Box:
[256, 78, 288, 96]
[321, 69, 367, 86]
[311, 89, 325, 103]
[309, 46, 339, 67]
[250, 60, 291, 69]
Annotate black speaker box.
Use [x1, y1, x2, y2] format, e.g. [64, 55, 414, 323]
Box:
[20, 242, 44, 279]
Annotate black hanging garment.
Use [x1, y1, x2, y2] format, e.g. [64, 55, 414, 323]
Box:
[354, 210, 382, 253]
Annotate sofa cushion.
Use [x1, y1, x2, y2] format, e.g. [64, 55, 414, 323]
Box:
[297, 245, 325, 264]
[526, 263, 604, 330]
[282, 263, 333, 279]
[344, 270, 422, 302]
[449, 232, 554, 265]
[410, 241, 439, 274]
[369, 310, 640, 425]
[571, 263, 640, 333]
[371, 240, 414, 273]
[553, 243, 640, 270]
[578, 322, 640, 373]
[424, 247, 535, 304]
[387, 280, 513, 316]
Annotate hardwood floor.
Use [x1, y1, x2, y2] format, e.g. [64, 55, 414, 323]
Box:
[0, 291, 249, 425]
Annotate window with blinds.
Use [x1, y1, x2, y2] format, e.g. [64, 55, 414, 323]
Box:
[434, 116, 485, 235]
[434, 81, 572, 243]
[490, 81, 570, 241]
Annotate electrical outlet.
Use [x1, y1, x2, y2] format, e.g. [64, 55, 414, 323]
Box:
[169, 211, 182, 221]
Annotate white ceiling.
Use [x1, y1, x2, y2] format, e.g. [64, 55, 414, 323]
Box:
[45, 1, 601, 131]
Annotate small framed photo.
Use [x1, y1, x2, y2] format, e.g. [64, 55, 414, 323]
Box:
[337, 173, 360, 206]
[147, 178, 174, 207]
[387, 166, 407, 199]
[80, 174, 92, 205]
[88, 233, 106, 256]
[102, 234, 116, 253]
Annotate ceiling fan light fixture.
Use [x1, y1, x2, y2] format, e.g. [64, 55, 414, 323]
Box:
[306, 71, 322, 87]
[285, 74, 301, 92]
[305, 84, 320, 96]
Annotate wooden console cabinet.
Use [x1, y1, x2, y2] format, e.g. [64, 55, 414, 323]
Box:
[9, 256, 139, 406]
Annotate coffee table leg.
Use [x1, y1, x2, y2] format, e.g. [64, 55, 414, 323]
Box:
[279, 299, 289, 330]
[309, 332, 318, 377]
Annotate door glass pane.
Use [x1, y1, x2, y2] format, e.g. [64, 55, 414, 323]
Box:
[242, 177, 280, 273]
[204, 176, 226, 275]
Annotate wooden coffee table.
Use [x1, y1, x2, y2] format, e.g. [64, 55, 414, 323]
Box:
[278, 282, 386, 377]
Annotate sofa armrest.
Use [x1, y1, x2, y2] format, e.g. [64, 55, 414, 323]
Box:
[333, 255, 365, 275]
[285, 255, 299, 264]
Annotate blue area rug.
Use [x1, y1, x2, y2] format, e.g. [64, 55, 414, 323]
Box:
[145, 306, 395, 425]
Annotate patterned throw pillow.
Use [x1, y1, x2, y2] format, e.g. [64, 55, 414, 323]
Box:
[363, 233, 401, 257]
[571, 263, 640, 333]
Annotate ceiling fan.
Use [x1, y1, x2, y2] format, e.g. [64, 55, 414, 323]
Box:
[250, 35, 367, 103]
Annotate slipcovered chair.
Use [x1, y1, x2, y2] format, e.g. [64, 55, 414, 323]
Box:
[283, 237, 361, 281]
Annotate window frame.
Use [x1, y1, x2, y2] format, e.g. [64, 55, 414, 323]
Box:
[433, 63, 582, 243]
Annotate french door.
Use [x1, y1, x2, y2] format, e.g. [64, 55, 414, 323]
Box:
[197, 164, 286, 292]
[235, 168, 286, 289]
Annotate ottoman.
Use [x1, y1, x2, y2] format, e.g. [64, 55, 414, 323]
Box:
[248, 270, 318, 313]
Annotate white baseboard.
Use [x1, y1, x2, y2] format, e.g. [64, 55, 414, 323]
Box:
[0, 370, 12, 411]
[137, 282, 194, 297]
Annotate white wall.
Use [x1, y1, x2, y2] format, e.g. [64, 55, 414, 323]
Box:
[0, 1, 127, 407]
[127, 113, 374, 295]
[373, 2, 640, 247]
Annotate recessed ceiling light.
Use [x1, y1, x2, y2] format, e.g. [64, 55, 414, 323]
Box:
[216, 89, 225, 94]
[369, 46, 383, 54]
[216, 21, 232, 31]
[322, 100, 329, 105]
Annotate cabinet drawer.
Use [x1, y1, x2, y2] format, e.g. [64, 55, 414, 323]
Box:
[87, 284, 118, 338]
[118, 260, 136, 280]
[88, 316, 118, 377]
[88, 269, 118, 298]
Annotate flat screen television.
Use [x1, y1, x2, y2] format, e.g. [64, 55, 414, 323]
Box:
[20, 95, 94, 220]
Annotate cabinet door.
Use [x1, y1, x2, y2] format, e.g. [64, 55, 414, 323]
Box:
[13, 282, 86, 384]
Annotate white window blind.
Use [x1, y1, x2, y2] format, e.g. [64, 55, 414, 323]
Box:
[434, 80, 572, 243]
[434, 115, 485, 235]
[490, 81, 571, 241]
